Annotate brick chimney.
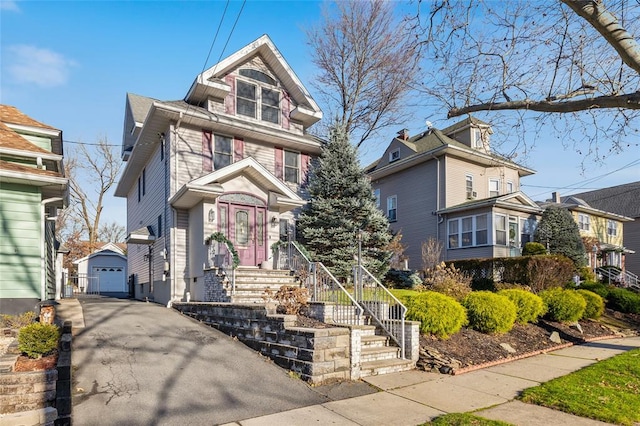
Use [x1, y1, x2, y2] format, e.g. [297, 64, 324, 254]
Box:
[397, 129, 409, 141]
[552, 192, 561, 203]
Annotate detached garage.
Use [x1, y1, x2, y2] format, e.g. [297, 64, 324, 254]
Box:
[74, 243, 127, 294]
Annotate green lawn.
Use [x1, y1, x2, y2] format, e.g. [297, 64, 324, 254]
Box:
[428, 413, 513, 425]
[519, 348, 640, 425]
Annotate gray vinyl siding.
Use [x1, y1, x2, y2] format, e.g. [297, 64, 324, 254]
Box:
[371, 161, 438, 270]
[0, 184, 42, 300]
[624, 219, 640, 276]
[375, 139, 415, 169]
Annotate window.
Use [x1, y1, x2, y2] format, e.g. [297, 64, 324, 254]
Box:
[448, 220, 459, 248]
[473, 128, 483, 148]
[489, 178, 500, 197]
[284, 150, 299, 183]
[466, 175, 474, 199]
[389, 149, 400, 162]
[495, 214, 507, 245]
[476, 214, 488, 245]
[520, 218, 537, 246]
[142, 168, 146, 196]
[607, 220, 618, 236]
[387, 196, 397, 221]
[236, 69, 280, 124]
[157, 215, 162, 238]
[509, 216, 519, 246]
[214, 135, 232, 169]
[373, 188, 381, 208]
[461, 217, 473, 247]
[506, 181, 514, 193]
[579, 214, 590, 231]
[236, 80, 257, 118]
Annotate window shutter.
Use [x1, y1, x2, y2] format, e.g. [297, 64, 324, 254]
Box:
[225, 75, 236, 115]
[281, 90, 291, 130]
[202, 130, 213, 172]
[234, 137, 244, 162]
[301, 153, 310, 186]
[274, 146, 283, 179]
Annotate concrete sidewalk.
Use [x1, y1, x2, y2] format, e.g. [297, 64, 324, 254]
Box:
[222, 336, 640, 426]
[56, 300, 639, 425]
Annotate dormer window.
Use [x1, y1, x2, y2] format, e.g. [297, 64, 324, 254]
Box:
[389, 149, 400, 162]
[473, 128, 483, 148]
[236, 68, 280, 124]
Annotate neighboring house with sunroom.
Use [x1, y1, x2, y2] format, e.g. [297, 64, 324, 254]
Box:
[366, 117, 542, 270]
[114, 35, 322, 305]
[539, 192, 634, 272]
[0, 105, 68, 315]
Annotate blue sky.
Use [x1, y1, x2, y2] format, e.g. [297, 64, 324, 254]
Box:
[2, 0, 639, 230]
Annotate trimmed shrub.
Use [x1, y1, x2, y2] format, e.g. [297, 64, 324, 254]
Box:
[578, 266, 596, 283]
[540, 288, 586, 322]
[18, 322, 60, 359]
[498, 289, 547, 324]
[606, 288, 640, 314]
[384, 269, 422, 289]
[406, 291, 467, 339]
[578, 282, 610, 299]
[522, 242, 546, 256]
[576, 289, 605, 319]
[462, 291, 517, 334]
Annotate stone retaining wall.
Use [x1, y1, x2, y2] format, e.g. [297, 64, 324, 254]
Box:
[173, 303, 351, 384]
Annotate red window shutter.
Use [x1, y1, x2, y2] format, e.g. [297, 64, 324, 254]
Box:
[301, 153, 310, 185]
[234, 137, 244, 162]
[274, 147, 283, 179]
[281, 90, 290, 130]
[202, 130, 213, 172]
[225, 75, 236, 115]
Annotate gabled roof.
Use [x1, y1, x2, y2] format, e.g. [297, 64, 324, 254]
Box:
[0, 105, 63, 156]
[568, 181, 640, 219]
[539, 197, 633, 222]
[0, 105, 58, 130]
[185, 35, 322, 126]
[438, 191, 542, 215]
[440, 116, 492, 136]
[169, 156, 305, 211]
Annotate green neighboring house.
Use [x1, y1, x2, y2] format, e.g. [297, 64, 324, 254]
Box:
[0, 105, 68, 315]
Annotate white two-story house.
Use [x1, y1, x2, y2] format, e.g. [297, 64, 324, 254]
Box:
[115, 35, 322, 305]
[366, 117, 542, 270]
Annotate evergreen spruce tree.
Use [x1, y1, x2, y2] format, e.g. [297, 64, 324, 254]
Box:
[297, 126, 391, 280]
[534, 206, 586, 267]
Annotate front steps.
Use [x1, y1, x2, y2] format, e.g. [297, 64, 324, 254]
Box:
[358, 325, 414, 377]
[229, 267, 300, 304]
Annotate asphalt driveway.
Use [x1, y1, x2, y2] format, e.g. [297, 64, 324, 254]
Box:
[71, 297, 365, 425]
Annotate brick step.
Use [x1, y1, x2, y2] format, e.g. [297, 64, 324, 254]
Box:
[360, 358, 415, 377]
[360, 345, 400, 363]
[361, 334, 388, 348]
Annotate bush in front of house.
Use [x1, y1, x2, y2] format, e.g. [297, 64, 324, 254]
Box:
[606, 288, 640, 314]
[422, 262, 472, 301]
[540, 288, 586, 322]
[576, 289, 605, 319]
[0, 311, 37, 329]
[578, 281, 610, 299]
[384, 269, 422, 289]
[406, 291, 467, 339]
[498, 289, 547, 324]
[462, 291, 517, 334]
[578, 266, 596, 283]
[18, 322, 60, 359]
[522, 242, 547, 256]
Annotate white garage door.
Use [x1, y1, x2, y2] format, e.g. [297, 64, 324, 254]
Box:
[93, 266, 126, 292]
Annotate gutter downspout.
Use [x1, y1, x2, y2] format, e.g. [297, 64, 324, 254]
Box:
[41, 197, 63, 301]
[171, 117, 182, 304]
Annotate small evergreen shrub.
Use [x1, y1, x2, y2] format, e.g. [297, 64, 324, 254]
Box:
[578, 282, 610, 299]
[540, 288, 586, 322]
[576, 289, 605, 319]
[606, 288, 640, 314]
[462, 291, 517, 334]
[522, 242, 547, 256]
[498, 289, 547, 324]
[18, 322, 60, 359]
[406, 291, 467, 339]
[384, 269, 422, 289]
[578, 266, 596, 283]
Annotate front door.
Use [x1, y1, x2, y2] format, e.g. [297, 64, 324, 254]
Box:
[226, 204, 267, 266]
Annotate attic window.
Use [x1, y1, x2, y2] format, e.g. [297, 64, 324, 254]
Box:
[473, 129, 483, 148]
[239, 69, 276, 86]
[389, 149, 400, 162]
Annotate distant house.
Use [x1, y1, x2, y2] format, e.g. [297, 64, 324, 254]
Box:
[562, 183, 640, 276]
[0, 105, 68, 315]
[114, 35, 323, 305]
[73, 242, 128, 294]
[366, 117, 541, 269]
